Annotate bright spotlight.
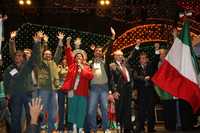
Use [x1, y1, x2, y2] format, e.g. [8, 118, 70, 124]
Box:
[99, 0, 111, 6]
[100, 0, 105, 5]
[105, 0, 110, 5]
[19, 0, 24, 5]
[26, 0, 32, 5]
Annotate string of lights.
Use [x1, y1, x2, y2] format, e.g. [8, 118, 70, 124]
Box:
[1, 23, 112, 69]
[112, 24, 174, 52]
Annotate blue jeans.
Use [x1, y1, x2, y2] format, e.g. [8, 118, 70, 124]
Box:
[57, 90, 68, 130]
[38, 89, 58, 133]
[10, 91, 32, 133]
[31, 88, 40, 98]
[88, 84, 108, 131]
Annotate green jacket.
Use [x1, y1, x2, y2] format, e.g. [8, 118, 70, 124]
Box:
[36, 41, 63, 90]
[3, 41, 40, 95]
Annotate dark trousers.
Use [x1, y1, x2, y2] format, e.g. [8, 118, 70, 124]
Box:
[162, 99, 193, 131]
[138, 86, 155, 131]
[162, 100, 177, 130]
[57, 90, 68, 130]
[179, 99, 193, 130]
[115, 83, 132, 131]
[10, 91, 32, 133]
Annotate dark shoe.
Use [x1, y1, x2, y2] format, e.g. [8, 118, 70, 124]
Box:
[166, 127, 176, 131]
[148, 129, 156, 132]
[124, 128, 134, 133]
[138, 130, 145, 133]
[136, 128, 145, 133]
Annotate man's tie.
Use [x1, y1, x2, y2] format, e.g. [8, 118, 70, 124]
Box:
[142, 64, 147, 75]
[121, 63, 128, 82]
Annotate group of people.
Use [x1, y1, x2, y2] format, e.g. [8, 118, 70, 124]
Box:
[0, 27, 198, 133]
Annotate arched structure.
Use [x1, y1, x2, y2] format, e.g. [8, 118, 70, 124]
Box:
[112, 23, 173, 51]
[112, 18, 200, 52]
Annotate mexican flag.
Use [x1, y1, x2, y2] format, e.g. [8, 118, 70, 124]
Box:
[152, 21, 200, 112]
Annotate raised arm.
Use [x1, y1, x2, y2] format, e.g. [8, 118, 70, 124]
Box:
[9, 31, 17, 61]
[127, 39, 141, 66]
[104, 27, 116, 66]
[105, 27, 115, 47]
[32, 31, 43, 66]
[54, 32, 64, 64]
[29, 33, 41, 66]
[151, 43, 161, 69]
[26, 97, 43, 133]
[42, 34, 49, 52]
[65, 36, 75, 66]
[19, 32, 42, 75]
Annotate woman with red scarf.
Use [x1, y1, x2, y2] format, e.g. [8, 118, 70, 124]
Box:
[61, 37, 93, 132]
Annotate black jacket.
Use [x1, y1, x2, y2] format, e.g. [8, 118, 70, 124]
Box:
[109, 61, 134, 92]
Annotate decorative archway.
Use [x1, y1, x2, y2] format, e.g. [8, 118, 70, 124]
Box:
[112, 20, 200, 52]
[112, 23, 174, 51]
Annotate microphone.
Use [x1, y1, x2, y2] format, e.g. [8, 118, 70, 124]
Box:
[77, 59, 81, 66]
[77, 59, 83, 69]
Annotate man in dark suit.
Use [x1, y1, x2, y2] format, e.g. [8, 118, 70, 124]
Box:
[133, 52, 156, 132]
[109, 50, 134, 133]
[131, 42, 160, 133]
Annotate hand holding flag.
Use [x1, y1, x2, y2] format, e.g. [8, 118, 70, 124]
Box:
[152, 21, 200, 112]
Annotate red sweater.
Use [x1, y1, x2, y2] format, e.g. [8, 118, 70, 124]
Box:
[61, 47, 93, 96]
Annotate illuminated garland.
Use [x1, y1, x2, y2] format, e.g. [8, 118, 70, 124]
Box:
[177, 0, 200, 16]
[112, 24, 174, 51]
[1, 23, 112, 69]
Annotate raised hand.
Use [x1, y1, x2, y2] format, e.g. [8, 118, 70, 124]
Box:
[74, 37, 81, 49]
[110, 27, 116, 36]
[57, 32, 65, 40]
[66, 36, 72, 48]
[10, 31, 17, 39]
[33, 31, 43, 42]
[43, 34, 49, 42]
[37, 31, 44, 39]
[28, 97, 43, 125]
[135, 39, 141, 48]
[33, 34, 38, 42]
[90, 44, 96, 51]
[154, 43, 160, 50]
[110, 27, 116, 39]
